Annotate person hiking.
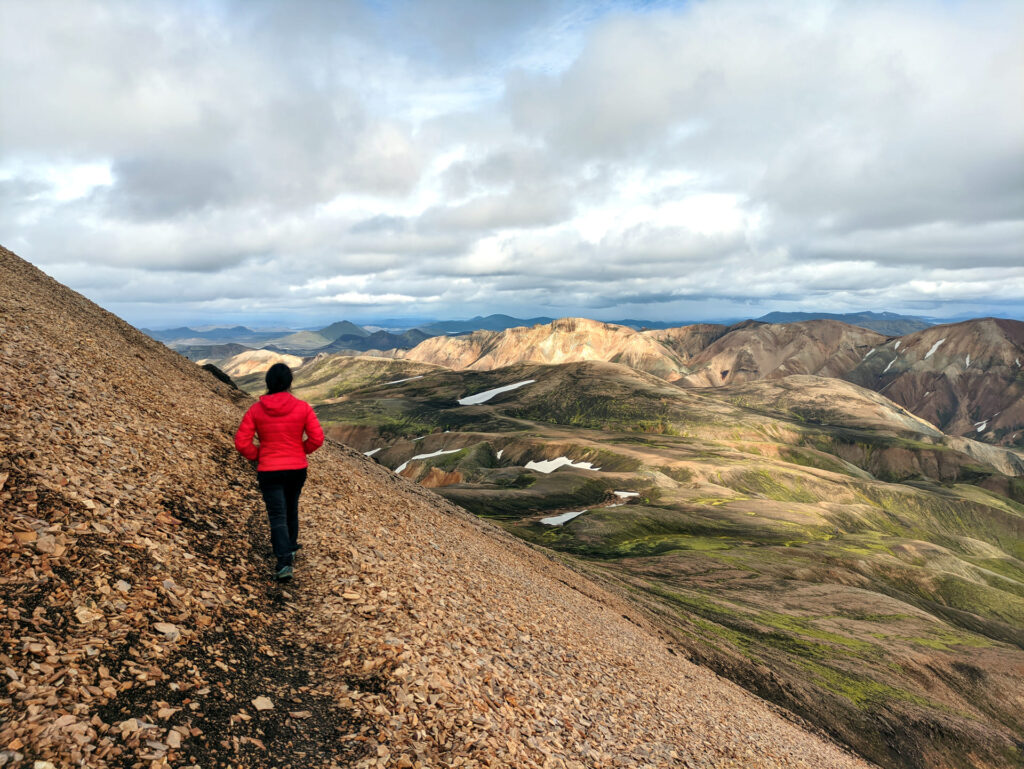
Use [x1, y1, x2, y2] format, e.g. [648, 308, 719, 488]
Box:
[234, 362, 324, 582]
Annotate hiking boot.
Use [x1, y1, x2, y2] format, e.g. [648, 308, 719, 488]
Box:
[274, 565, 293, 582]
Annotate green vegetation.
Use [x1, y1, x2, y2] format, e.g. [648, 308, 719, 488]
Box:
[313, 358, 1024, 768]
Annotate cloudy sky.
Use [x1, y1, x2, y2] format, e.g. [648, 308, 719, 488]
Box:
[2, 0, 1022, 328]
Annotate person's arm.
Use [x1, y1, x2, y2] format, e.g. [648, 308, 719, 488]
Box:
[303, 404, 324, 454]
[234, 407, 260, 461]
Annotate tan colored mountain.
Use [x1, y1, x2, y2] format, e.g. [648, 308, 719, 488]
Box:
[678, 319, 886, 386]
[642, 322, 729, 362]
[197, 347, 303, 378]
[401, 317, 690, 379]
[2, 248, 879, 767]
[846, 318, 1024, 445]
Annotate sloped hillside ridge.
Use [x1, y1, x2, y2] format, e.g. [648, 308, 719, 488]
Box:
[846, 318, 1024, 446]
[401, 317, 691, 381]
[677, 320, 885, 387]
[0, 250, 877, 767]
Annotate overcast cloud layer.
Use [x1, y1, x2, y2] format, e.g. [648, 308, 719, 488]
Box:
[2, 0, 1022, 327]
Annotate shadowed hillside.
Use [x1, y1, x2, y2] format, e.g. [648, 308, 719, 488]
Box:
[846, 319, 1024, 446]
[1, 249, 880, 766]
[676, 320, 885, 387]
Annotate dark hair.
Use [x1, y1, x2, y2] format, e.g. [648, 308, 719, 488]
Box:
[266, 362, 293, 394]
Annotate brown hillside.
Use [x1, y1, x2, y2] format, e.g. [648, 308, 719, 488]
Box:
[678, 320, 885, 387]
[0, 250, 876, 767]
[401, 317, 690, 380]
[845, 318, 1024, 446]
[642, 323, 729, 362]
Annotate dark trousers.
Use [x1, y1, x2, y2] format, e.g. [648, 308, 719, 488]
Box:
[257, 468, 307, 568]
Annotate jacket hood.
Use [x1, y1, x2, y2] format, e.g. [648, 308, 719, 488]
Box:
[259, 391, 302, 417]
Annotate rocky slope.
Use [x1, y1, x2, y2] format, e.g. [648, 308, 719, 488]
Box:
[677, 320, 885, 387]
[401, 317, 690, 380]
[846, 318, 1024, 446]
[1, 248, 882, 766]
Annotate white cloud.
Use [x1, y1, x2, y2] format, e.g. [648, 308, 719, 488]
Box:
[1, 0, 1022, 326]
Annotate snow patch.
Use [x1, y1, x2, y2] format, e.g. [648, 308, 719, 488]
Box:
[863, 349, 875, 360]
[965, 354, 971, 367]
[924, 338, 945, 359]
[975, 421, 988, 433]
[540, 510, 587, 526]
[883, 358, 896, 374]
[613, 491, 640, 498]
[363, 448, 381, 457]
[525, 457, 600, 473]
[458, 379, 536, 405]
[384, 375, 424, 386]
[893, 341, 901, 350]
[394, 448, 462, 474]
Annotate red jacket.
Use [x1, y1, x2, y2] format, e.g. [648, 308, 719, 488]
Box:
[234, 392, 324, 471]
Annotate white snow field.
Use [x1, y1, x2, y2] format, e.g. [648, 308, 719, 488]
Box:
[458, 379, 536, 405]
[363, 448, 381, 457]
[525, 457, 601, 473]
[394, 448, 462, 474]
[613, 491, 640, 498]
[925, 338, 946, 359]
[384, 375, 424, 386]
[540, 510, 587, 526]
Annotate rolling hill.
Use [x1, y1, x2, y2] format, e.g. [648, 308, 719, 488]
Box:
[311, 359, 1024, 769]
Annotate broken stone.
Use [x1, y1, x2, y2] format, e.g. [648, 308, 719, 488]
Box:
[153, 622, 181, 642]
[251, 696, 274, 711]
[13, 528, 37, 545]
[74, 606, 103, 624]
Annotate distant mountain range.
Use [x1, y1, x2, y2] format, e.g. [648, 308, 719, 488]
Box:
[753, 311, 932, 335]
[146, 310, 935, 352]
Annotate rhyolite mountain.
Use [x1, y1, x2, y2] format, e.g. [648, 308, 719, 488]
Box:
[400, 317, 692, 380]
[846, 318, 1024, 446]
[674, 320, 885, 387]
[390, 316, 1024, 447]
[195, 348, 303, 379]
